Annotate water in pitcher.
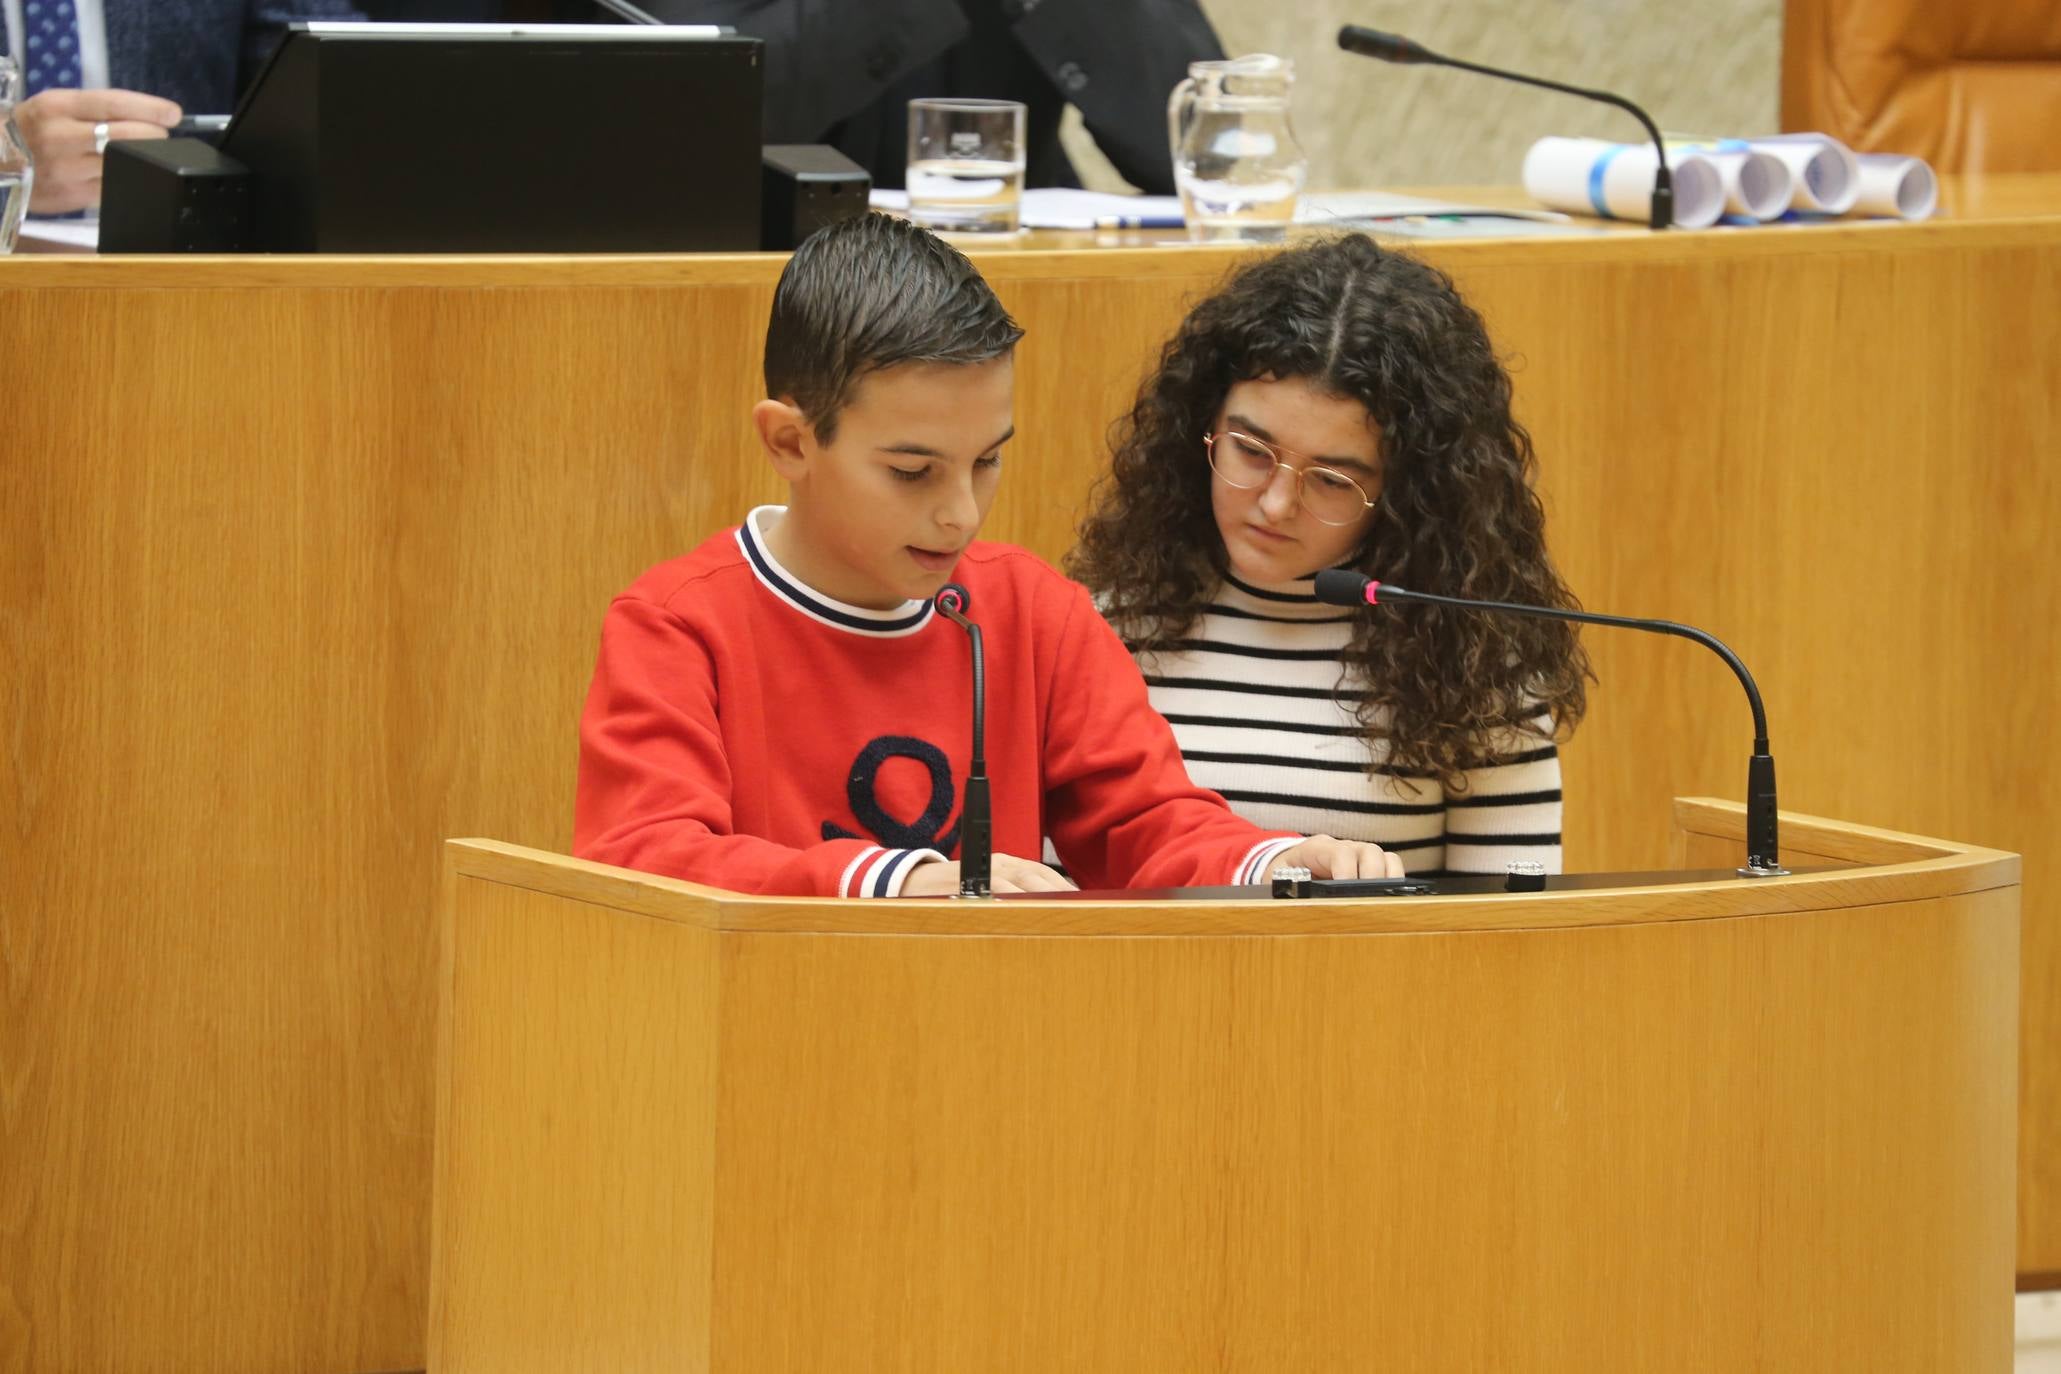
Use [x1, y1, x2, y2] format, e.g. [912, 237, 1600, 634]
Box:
[906, 158, 1025, 234]
[1178, 171, 1303, 242]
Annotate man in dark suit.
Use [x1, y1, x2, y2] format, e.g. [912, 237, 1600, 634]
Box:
[4, 0, 362, 213]
[641, 0, 1224, 192]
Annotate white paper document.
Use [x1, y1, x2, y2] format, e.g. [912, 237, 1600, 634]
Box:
[868, 186, 1572, 231]
[18, 217, 101, 251]
[1850, 154, 1937, 220]
[1521, 138, 1727, 228]
[1296, 190, 1568, 224]
[869, 187, 1183, 229]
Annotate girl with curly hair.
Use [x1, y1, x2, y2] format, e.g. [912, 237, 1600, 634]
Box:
[1067, 234, 1591, 875]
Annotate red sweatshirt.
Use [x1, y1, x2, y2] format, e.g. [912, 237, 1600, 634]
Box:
[574, 507, 1300, 897]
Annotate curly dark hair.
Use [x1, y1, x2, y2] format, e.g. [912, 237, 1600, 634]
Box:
[1066, 234, 1590, 791]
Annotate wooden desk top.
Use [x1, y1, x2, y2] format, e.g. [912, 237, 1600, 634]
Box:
[6, 173, 2059, 287]
[446, 800, 2020, 939]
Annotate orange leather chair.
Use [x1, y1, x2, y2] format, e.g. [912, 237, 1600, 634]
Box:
[1782, 0, 2061, 171]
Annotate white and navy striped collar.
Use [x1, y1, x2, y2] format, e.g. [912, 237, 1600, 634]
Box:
[735, 506, 937, 638]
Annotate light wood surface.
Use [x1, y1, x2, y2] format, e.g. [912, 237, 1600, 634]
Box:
[430, 874, 720, 1372]
[3, 177, 2057, 1370]
[446, 803, 2018, 937]
[429, 805, 2018, 1373]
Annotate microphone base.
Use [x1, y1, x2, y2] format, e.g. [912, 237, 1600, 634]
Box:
[1736, 862, 1792, 878]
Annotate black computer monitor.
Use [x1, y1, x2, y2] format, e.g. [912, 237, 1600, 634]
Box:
[218, 22, 762, 252]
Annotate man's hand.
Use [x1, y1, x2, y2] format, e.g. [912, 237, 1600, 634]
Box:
[901, 853, 1079, 896]
[1272, 835, 1406, 880]
[17, 89, 182, 214]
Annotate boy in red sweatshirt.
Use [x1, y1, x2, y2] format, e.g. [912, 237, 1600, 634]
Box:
[574, 214, 1404, 897]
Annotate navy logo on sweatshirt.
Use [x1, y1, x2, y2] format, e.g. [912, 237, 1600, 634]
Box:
[822, 734, 962, 854]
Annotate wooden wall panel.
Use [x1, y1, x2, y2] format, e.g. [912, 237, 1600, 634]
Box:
[1, 273, 787, 1372]
[2, 197, 2056, 1369]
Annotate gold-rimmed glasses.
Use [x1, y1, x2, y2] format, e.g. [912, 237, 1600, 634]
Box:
[1204, 430, 1376, 526]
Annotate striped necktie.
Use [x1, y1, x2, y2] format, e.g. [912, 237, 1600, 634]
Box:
[22, 0, 84, 98]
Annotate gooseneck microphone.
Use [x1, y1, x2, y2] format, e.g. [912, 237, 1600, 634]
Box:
[933, 584, 993, 899]
[1313, 570, 1785, 876]
[1337, 24, 1675, 230]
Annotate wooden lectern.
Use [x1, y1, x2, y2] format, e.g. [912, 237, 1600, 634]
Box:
[428, 800, 2018, 1372]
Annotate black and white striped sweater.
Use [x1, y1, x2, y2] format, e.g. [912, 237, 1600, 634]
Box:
[1126, 573, 1565, 876]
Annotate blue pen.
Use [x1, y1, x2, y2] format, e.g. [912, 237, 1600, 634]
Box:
[1089, 214, 1186, 230]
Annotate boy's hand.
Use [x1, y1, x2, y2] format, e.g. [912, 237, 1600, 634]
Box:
[1273, 835, 1406, 880]
[902, 854, 1079, 896]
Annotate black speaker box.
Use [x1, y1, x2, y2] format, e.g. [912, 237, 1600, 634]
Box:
[100, 138, 255, 253]
[760, 144, 870, 251]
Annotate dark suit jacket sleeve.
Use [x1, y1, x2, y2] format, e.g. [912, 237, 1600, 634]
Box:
[646, 0, 967, 144]
[103, 0, 359, 114]
[1009, 0, 1224, 194]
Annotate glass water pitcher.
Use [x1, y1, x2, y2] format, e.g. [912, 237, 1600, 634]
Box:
[1167, 54, 1307, 243]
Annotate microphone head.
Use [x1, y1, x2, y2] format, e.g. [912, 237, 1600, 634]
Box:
[1313, 569, 1375, 606]
[1337, 25, 1434, 64]
[935, 583, 970, 616]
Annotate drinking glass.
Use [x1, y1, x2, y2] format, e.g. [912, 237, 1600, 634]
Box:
[0, 57, 34, 255]
[905, 98, 1027, 234]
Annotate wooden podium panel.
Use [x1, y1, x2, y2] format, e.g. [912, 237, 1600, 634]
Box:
[3, 181, 2058, 1370]
[430, 802, 2017, 1372]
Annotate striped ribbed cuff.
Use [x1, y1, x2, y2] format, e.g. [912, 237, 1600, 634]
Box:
[838, 846, 948, 898]
[1236, 836, 1304, 886]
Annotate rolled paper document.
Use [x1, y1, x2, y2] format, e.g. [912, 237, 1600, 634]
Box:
[1743, 133, 1860, 214]
[1521, 136, 1726, 228]
[1851, 153, 1938, 219]
[1692, 145, 1795, 221]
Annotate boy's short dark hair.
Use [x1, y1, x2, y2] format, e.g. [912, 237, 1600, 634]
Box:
[765, 213, 1025, 442]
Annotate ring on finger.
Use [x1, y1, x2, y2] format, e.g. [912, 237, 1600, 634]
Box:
[93, 121, 111, 156]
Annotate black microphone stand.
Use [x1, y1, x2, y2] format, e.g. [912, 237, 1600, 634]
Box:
[933, 586, 993, 898]
[1337, 25, 1675, 230]
[1314, 571, 1785, 876]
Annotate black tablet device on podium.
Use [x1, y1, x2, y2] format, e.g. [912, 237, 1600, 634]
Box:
[214, 22, 762, 252]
